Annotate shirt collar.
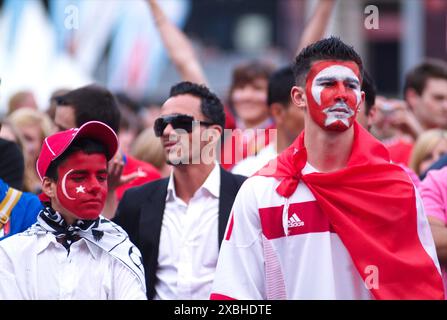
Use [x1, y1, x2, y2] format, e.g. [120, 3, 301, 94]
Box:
[35, 233, 100, 260]
[166, 163, 221, 201]
[166, 170, 177, 201]
[201, 163, 220, 198]
[36, 234, 54, 254]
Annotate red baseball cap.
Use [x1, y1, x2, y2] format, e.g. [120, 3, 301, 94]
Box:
[36, 121, 118, 180]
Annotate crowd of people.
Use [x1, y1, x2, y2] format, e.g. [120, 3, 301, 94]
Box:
[0, 0, 447, 300]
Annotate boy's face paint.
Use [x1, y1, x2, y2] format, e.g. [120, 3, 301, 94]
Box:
[305, 60, 362, 131]
[55, 151, 108, 220]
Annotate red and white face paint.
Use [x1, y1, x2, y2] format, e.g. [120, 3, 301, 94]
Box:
[306, 60, 362, 131]
[55, 151, 108, 220]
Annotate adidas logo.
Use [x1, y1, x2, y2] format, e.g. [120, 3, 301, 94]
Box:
[288, 213, 304, 228]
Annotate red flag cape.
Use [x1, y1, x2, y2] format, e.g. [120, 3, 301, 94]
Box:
[256, 122, 444, 300]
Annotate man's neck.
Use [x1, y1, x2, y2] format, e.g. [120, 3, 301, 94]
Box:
[172, 163, 216, 204]
[304, 124, 354, 172]
[275, 127, 302, 154]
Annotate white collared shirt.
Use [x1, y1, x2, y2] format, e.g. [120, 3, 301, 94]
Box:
[231, 143, 277, 177]
[0, 233, 147, 300]
[154, 164, 220, 300]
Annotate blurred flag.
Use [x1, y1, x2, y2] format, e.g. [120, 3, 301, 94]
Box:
[49, 0, 122, 75]
[107, 0, 191, 97]
[0, 0, 91, 114]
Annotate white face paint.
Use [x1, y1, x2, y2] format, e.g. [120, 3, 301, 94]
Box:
[61, 169, 76, 200]
[311, 65, 362, 107]
[306, 62, 362, 131]
[322, 102, 355, 127]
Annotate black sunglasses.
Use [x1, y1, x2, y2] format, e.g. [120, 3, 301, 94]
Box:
[154, 114, 214, 137]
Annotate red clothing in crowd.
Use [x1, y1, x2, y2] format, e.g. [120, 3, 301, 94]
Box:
[384, 137, 413, 166]
[115, 154, 161, 201]
[220, 123, 276, 170]
[224, 105, 236, 130]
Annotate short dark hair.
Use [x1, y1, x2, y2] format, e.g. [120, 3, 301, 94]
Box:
[267, 66, 295, 107]
[169, 81, 226, 130]
[293, 37, 364, 86]
[45, 138, 109, 181]
[55, 84, 121, 133]
[362, 70, 377, 116]
[403, 59, 447, 96]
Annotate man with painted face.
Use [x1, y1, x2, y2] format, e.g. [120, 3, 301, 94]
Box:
[0, 121, 146, 299]
[210, 37, 444, 300]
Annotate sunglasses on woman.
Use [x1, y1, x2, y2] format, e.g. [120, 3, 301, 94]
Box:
[154, 114, 214, 137]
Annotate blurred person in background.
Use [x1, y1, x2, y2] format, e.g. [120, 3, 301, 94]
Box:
[115, 92, 144, 155]
[8, 107, 54, 194]
[409, 129, 447, 178]
[7, 90, 38, 115]
[355, 70, 376, 129]
[140, 99, 163, 129]
[220, 61, 275, 170]
[131, 127, 171, 177]
[0, 118, 24, 153]
[53, 84, 161, 218]
[0, 137, 42, 240]
[146, 0, 335, 169]
[420, 35, 447, 226]
[231, 65, 303, 177]
[420, 163, 447, 295]
[0, 123, 24, 190]
[0, 122, 41, 240]
[358, 72, 421, 187]
[46, 89, 70, 123]
[367, 97, 417, 165]
[404, 59, 447, 132]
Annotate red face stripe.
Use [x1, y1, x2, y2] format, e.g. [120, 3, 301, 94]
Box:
[259, 201, 335, 240]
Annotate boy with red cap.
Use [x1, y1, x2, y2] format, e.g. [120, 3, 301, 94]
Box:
[211, 37, 444, 300]
[0, 121, 146, 299]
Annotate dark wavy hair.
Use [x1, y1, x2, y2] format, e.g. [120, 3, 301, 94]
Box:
[169, 81, 226, 130]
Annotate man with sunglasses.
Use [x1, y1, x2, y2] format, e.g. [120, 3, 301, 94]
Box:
[114, 81, 246, 299]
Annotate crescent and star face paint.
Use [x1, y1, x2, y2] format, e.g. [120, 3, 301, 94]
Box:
[305, 60, 362, 132]
[55, 151, 108, 220]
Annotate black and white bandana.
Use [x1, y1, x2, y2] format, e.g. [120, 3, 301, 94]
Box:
[24, 207, 146, 290]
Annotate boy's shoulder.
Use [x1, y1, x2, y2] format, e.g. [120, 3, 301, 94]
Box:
[0, 228, 41, 253]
